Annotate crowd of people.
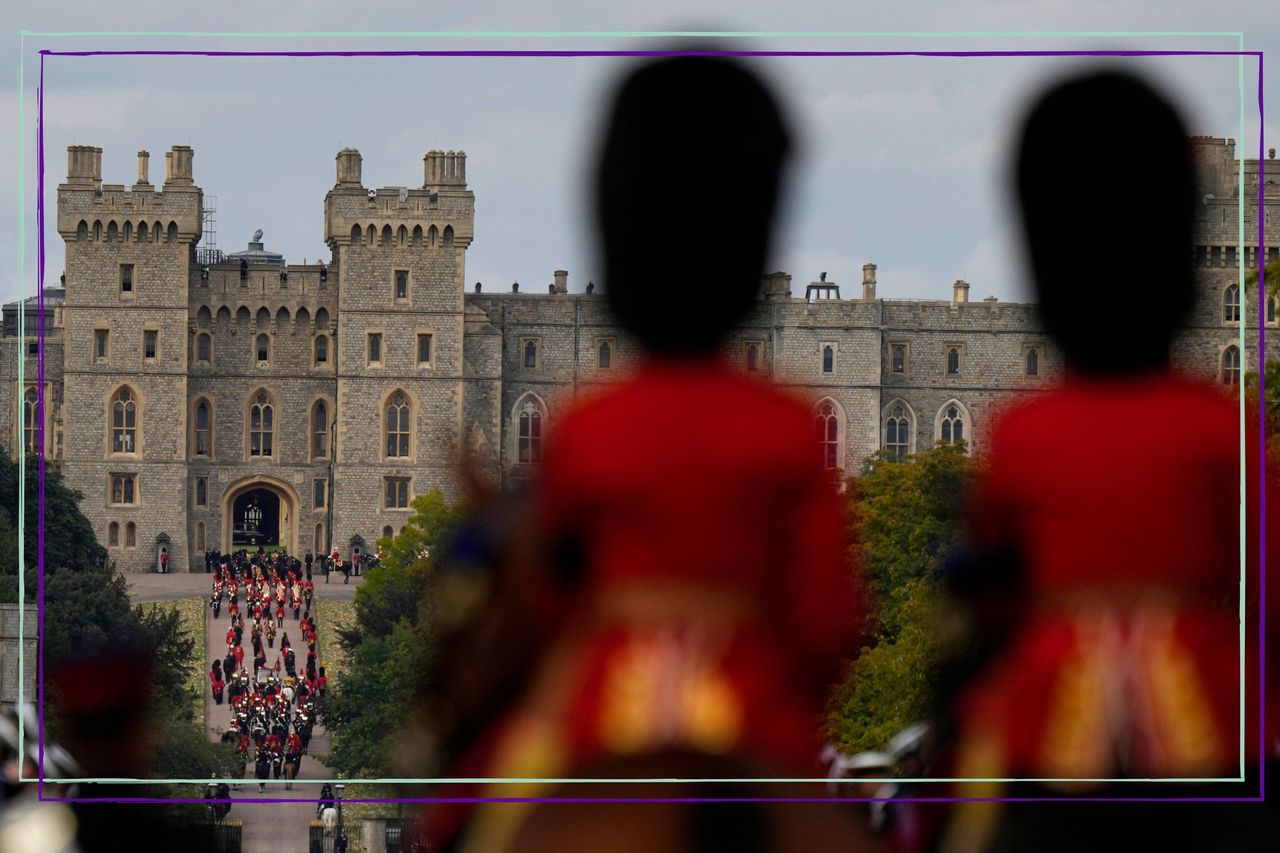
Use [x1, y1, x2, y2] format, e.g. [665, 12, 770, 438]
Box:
[207, 549, 330, 792]
[202, 545, 378, 584]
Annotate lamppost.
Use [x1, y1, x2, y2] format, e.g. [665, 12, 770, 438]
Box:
[334, 782, 346, 852]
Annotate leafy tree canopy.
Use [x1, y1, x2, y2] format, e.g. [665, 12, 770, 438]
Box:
[828, 442, 973, 754]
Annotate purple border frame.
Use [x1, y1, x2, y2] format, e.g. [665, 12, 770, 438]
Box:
[29, 45, 1267, 806]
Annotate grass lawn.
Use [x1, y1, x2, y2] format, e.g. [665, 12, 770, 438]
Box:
[143, 596, 205, 726]
[313, 597, 355, 679]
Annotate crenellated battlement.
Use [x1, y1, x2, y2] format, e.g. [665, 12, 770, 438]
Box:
[324, 147, 474, 249]
[57, 145, 203, 242]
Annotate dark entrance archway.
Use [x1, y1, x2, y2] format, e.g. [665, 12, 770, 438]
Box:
[232, 487, 280, 548]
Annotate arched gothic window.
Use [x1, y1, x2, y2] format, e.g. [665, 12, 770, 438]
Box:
[814, 401, 840, 470]
[746, 344, 760, 372]
[516, 397, 544, 464]
[249, 391, 274, 457]
[939, 404, 965, 445]
[884, 403, 911, 462]
[125, 522, 137, 548]
[196, 522, 206, 551]
[1026, 348, 1039, 376]
[314, 523, 325, 554]
[312, 400, 329, 460]
[382, 525, 394, 541]
[523, 339, 538, 369]
[947, 347, 961, 375]
[1224, 285, 1241, 322]
[385, 392, 410, 458]
[22, 387, 38, 454]
[598, 340, 612, 369]
[196, 332, 212, 364]
[1221, 345, 1241, 386]
[822, 345, 834, 374]
[193, 398, 211, 457]
[315, 334, 329, 365]
[108, 522, 119, 547]
[111, 387, 137, 454]
[256, 334, 270, 363]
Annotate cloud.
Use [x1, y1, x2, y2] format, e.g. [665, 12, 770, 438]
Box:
[1, 7, 1275, 311]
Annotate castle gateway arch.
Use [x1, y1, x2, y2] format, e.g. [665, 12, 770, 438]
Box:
[220, 476, 300, 554]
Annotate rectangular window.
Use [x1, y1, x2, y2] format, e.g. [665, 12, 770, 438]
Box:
[891, 344, 907, 373]
[395, 270, 409, 301]
[27, 342, 38, 357]
[110, 473, 138, 506]
[143, 330, 158, 360]
[384, 477, 410, 509]
[120, 264, 134, 295]
[195, 477, 207, 507]
[821, 344, 835, 374]
[368, 333, 383, 365]
[417, 333, 433, 366]
[314, 479, 327, 509]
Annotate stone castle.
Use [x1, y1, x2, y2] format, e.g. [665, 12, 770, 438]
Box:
[0, 137, 1272, 572]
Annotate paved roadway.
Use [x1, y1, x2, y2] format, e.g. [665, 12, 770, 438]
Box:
[129, 571, 364, 852]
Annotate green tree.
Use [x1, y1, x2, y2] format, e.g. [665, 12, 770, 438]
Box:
[325, 488, 463, 778]
[0, 451, 106, 603]
[827, 443, 973, 753]
[0, 450, 235, 779]
[324, 619, 422, 777]
[349, 489, 464, 643]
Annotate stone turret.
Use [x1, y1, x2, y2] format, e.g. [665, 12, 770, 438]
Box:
[862, 263, 877, 301]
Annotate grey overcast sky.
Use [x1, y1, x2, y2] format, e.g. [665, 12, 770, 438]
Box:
[5, 2, 1276, 309]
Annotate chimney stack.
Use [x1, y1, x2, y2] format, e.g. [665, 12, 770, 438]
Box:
[136, 150, 151, 186]
[553, 270, 568, 293]
[953, 279, 970, 304]
[424, 149, 467, 189]
[862, 263, 877, 301]
[67, 145, 102, 187]
[165, 145, 194, 186]
[762, 271, 792, 300]
[336, 148, 363, 186]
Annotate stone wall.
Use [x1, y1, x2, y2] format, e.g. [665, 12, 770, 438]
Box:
[23, 137, 1276, 570]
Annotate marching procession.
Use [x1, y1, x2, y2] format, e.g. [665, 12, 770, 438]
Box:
[206, 549, 341, 792]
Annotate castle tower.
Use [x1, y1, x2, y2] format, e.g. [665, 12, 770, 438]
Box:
[324, 148, 475, 554]
[58, 146, 200, 572]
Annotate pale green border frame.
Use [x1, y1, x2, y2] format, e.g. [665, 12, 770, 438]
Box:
[14, 28, 1253, 787]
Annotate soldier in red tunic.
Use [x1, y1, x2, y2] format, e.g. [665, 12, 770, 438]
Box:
[940, 72, 1280, 850]
[428, 55, 865, 851]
